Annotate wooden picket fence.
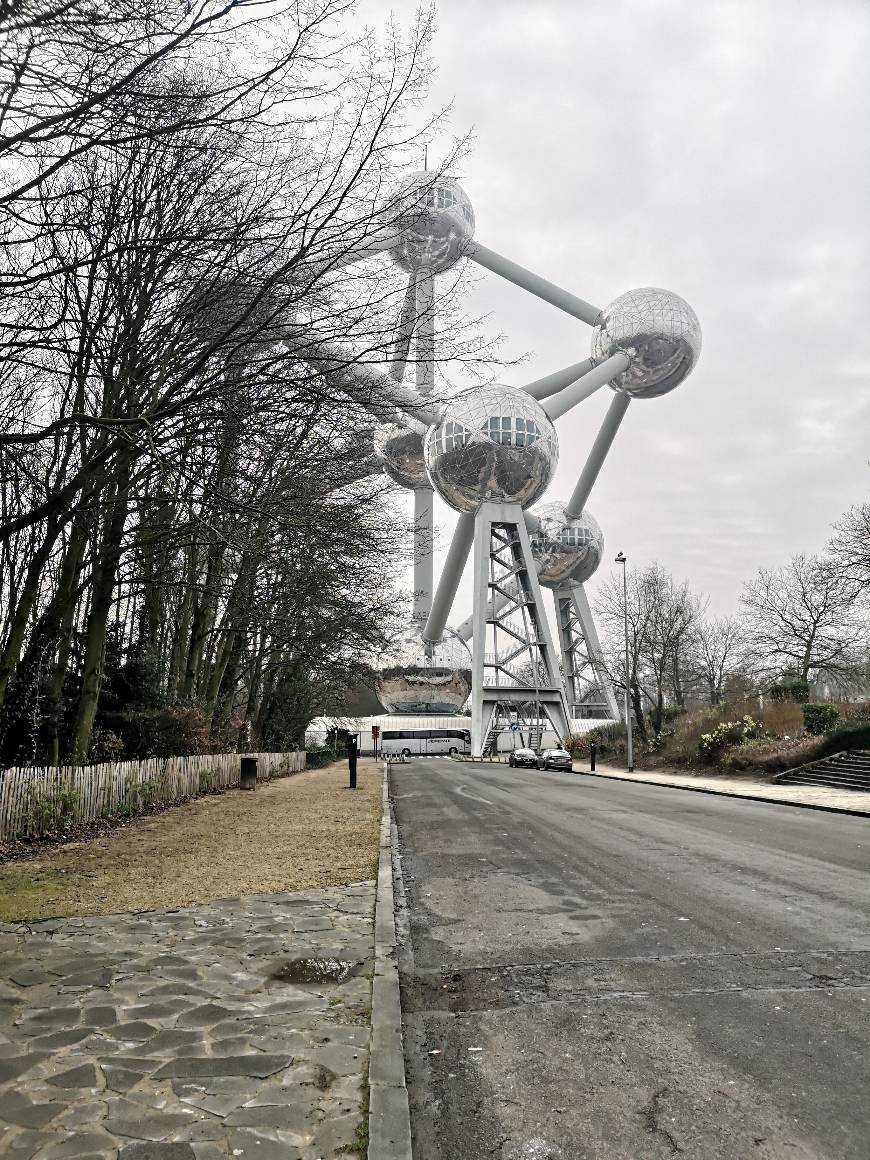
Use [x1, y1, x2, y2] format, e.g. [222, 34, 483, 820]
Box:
[0, 750, 306, 843]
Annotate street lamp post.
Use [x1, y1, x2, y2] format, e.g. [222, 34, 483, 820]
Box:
[614, 552, 634, 772]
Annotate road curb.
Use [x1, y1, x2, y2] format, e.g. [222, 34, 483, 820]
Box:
[578, 769, 870, 817]
[368, 763, 413, 1160]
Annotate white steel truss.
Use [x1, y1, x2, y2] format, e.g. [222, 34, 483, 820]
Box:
[470, 502, 570, 757]
[553, 583, 620, 720]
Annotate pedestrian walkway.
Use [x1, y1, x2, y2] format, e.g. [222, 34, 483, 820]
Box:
[582, 761, 870, 815]
[0, 882, 375, 1159]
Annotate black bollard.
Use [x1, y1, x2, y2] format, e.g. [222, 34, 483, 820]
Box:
[589, 741, 596, 772]
[240, 754, 257, 791]
[348, 735, 358, 789]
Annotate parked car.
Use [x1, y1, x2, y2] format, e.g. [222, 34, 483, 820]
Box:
[537, 748, 573, 771]
[508, 748, 538, 768]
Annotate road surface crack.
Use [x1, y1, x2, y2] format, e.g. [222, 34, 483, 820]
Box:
[640, 1085, 683, 1153]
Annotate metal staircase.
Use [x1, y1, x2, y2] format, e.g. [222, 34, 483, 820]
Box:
[526, 724, 544, 753]
[481, 727, 499, 759]
[774, 750, 870, 792]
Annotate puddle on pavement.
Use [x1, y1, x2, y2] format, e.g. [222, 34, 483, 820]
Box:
[270, 957, 354, 984]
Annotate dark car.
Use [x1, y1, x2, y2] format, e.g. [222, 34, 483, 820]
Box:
[537, 748, 573, 771]
[508, 748, 538, 768]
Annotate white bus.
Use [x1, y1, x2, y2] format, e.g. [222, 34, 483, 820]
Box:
[305, 714, 472, 757]
[380, 725, 471, 758]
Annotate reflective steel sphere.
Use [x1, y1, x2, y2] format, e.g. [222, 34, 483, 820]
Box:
[373, 422, 428, 489]
[591, 287, 701, 399]
[530, 502, 603, 587]
[424, 384, 558, 514]
[376, 623, 472, 714]
[385, 172, 475, 274]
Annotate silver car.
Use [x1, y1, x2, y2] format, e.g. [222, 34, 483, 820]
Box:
[537, 748, 573, 771]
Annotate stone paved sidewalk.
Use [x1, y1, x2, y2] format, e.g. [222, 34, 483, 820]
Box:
[0, 882, 375, 1159]
[581, 762, 870, 815]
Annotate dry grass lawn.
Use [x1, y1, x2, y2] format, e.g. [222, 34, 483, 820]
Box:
[0, 759, 382, 922]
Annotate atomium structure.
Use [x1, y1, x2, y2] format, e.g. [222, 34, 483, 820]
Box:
[292, 168, 702, 756]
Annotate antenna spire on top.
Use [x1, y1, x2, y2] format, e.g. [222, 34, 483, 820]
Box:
[424, 146, 428, 171]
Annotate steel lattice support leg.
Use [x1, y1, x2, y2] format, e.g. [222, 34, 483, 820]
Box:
[553, 582, 620, 720]
[471, 501, 570, 757]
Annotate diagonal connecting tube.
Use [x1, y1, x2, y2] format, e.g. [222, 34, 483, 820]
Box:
[421, 513, 475, 643]
[389, 273, 420, 383]
[465, 240, 602, 326]
[284, 331, 440, 427]
[542, 352, 630, 421]
[291, 225, 399, 285]
[565, 392, 632, 519]
[523, 358, 596, 401]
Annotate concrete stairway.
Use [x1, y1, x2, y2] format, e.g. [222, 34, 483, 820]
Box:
[775, 750, 870, 792]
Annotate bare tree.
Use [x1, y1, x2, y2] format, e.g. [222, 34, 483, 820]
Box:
[740, 552, 865, 683]
[0, 1, 346, 210]
[828, 501, 870, 592]
[687, 615, 746, 706]
[595, 562, 703, 740]
[0, 5, 493, 766]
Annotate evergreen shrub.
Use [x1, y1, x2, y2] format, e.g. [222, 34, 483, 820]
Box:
[769, 677, 810, 703]
[802, 703, 839, 735]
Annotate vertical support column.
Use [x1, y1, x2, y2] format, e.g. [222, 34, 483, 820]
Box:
[413, 265, 435, 632]
[415, 267, 434, 396]
[412, 486, 433, 624]
[470, 506, 493, 758]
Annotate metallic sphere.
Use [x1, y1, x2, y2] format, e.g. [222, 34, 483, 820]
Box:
[373, 422, 428, 489]
[376, 622, 472, 714]
[591, 287, 701, 399]
[386, 172, 475, 274]
[424, 384, 558, 514]
[529, 502, 604, 587]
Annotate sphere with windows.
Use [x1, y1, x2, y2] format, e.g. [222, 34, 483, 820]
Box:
[385, 172, 475, 274]
[529, 502, 603, 587]
[373, 422, 428, 489]
[423, 384, 558, 514]
[376, 622, 472, 714]
[591, 287, 701, 399]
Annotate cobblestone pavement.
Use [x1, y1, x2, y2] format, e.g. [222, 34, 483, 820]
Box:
[0, 882, 375, 1159]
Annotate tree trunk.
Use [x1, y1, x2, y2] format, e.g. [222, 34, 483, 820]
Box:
[180, 540, 223, 701]
[210, 630, 245, 741]
[69, 463, 132, 764]
[35, 520, 90, 764]
[630, 679, 647, 745]
[167, 543, 198, 698]
[0, 518, 61, 708]
[672, 652, 685, 709]
[650, 693, 664, 737]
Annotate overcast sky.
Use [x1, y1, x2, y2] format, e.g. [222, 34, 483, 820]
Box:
[361, 0, 869, 623]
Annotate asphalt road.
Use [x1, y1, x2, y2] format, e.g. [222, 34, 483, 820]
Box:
[390, 759, 870, 1160]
